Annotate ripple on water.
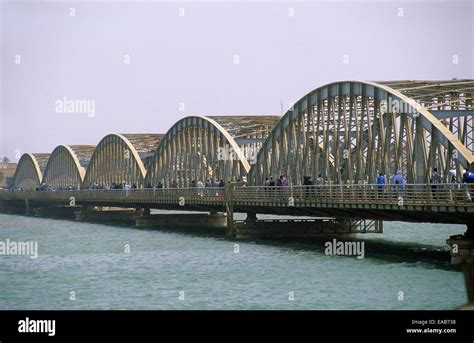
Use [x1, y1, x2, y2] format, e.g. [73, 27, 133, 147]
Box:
[0, 214, 467, 310]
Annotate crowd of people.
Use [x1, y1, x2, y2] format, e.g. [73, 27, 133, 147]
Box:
[144, 179, 226, 190]
[258, 167, 474, 200]
[90, 182, 138, 190]
[5, 168, 474, 197]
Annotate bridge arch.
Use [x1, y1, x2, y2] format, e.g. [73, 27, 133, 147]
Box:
[145, 115, 279, 187]
[13, 153, 50, 190]
[82, 134, 164, 189]
[249, 80, 474, 185]
[42, 145, 95, 189]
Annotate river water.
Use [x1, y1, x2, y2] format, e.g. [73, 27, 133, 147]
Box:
[0, 213, 467, 310]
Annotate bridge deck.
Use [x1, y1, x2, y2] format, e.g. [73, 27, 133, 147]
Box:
[1, 184, 473, 224]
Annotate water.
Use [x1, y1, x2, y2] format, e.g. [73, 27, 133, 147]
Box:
[0, 213, 467, 310]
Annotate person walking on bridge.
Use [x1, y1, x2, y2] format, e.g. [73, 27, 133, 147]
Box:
[315, 174, 324, 197]
[431, 168, 441, 199]
[282, 174, 289, 199]
[303, 176, 314, 198]
[263, 177, 270, 198]
[277, 175, 283, 198]
[463, 168, 473, 202]
[376, 173, 386, 198]
[197, 180, 204, 197]
[393, 170, 405, 198]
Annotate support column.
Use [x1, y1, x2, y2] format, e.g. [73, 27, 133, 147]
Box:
[134, 208, 150, 216]
[446, 223, 474, 265]
[225, 183, 235, 237]
[134, 212, 226, 230]
[24, 198, 30, 216]
[245, 212, 257, 224]
[465, 223, 474, 238]
[446, 223, 474, 310]
[74, 207, 136, 224]
[462, 257, 474, 305]
[234, 217, 358, 240]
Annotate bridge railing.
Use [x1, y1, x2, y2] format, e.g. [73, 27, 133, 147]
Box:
[232, 183, 474, 206]
[1, 184, 473, 207]
[0, 188, 226, 205]
[76, 188, 225, 204]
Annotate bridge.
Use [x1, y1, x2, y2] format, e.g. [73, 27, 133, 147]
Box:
[1, 80, 474, 263]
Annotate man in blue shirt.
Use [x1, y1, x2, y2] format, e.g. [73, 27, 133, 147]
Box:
[376, 173, 386, 198]
[393, 170, 405, 197]
[463, 168, 474, 184]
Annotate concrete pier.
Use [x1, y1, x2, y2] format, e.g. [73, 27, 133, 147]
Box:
[74, 207, 137, 224]
[234, 216, 358, 239]
[446, 224, 474, 265]
[447, 223, 474, 308]
[31, 205, 79, 219]
[462, 257, 474, 304]
[135, 212, 227, 230]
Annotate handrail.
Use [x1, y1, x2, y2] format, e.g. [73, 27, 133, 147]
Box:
[1, 184, 473, 207]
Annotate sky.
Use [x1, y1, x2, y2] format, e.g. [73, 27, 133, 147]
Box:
[1, 0, 473, 161]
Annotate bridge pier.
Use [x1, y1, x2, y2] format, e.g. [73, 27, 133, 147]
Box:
[446, 223, 474, 265]
[135, 212, 226, 231]
[30, 205, 79, 219]
[234, 217, 358, 240]
[459, 257, 474, 309]
[245, 212, 257, 224]
[74, 207, 137, 224]
[134, 208, 150, 216]
[445, 224, 474, 309]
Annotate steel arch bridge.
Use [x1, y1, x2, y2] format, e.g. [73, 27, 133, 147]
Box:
[10, 80, 474, 190]
[13, 153, 51, 190]
[145, 115, 279, 188]
[248, 80, 474, 186]
[82, 134, 164, 189]
[42, 145, 96, 190]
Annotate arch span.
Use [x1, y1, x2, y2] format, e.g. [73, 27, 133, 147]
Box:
[145, 115, 279, 187]
[13, 153, 50, 190]
[249, 80, 474, 186]
[82, 134, 163, 188]
[42, 145, 95, 189]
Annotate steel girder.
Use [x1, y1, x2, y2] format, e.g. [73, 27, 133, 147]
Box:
[249, 80, 474, 186]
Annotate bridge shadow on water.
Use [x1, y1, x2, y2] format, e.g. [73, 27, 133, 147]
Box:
[95, 219, 458, 271]
[248, 237, 457, 271]
[138, 225, 458, 271]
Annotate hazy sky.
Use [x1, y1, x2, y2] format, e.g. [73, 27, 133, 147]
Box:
[1, 0, 473, 160]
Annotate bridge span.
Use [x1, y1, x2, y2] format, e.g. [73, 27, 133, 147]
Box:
[1, 183, 473, 262]
[3, 79, 474, 264]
